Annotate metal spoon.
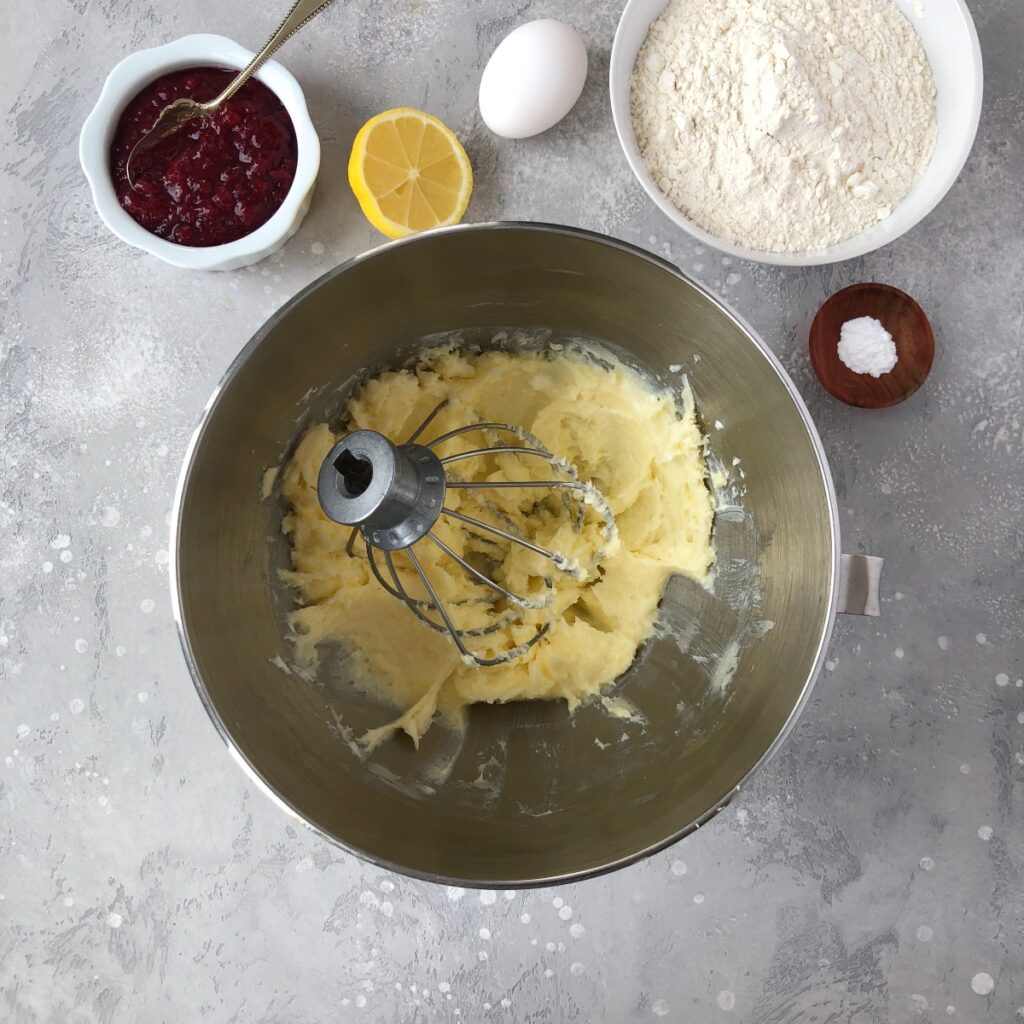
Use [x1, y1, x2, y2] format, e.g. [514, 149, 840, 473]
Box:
[126, 0, 335, 187]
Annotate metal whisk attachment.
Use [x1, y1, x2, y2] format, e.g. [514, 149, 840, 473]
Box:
[317, 401, 616, 667]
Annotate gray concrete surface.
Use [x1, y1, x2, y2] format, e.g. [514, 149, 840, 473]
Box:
[1, 0, 1022, 1020]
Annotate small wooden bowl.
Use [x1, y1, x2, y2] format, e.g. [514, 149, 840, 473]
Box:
[809, 283, 935, 408]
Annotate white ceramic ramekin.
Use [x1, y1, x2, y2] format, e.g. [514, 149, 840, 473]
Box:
[79, 34, 320, 271]
[610, 0, 983, 266]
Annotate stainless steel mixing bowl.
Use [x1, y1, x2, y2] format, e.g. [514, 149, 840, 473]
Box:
[172, 223, 872, 885]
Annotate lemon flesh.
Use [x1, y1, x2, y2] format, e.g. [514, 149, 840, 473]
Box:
[348, 108, 473, 239]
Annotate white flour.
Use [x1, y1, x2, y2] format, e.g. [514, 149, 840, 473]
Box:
[630, 0, 937, 252]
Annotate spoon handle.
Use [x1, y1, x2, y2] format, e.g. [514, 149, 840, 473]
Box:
[210, 0, 336, 108]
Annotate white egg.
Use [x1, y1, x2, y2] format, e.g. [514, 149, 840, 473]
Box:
[478, 19, 588, 140]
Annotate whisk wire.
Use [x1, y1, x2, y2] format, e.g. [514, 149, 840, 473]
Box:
[448, 479, 587, 490]
[369, 537, 550, 640]
[404, 399, 448, 445]
[440, 444, 555, 466]
[441, 506, 562, 562]
[406, 546, 476, 662]
[425, 531, 531, 607]
[426, 421, 519, 450]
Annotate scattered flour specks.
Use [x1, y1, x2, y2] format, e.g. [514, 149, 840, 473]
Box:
[74, 639, 87, 653]
[995, 672, 1009, 687]
[520, 912, 531, 924]
[478, 927, 490, 940]
[69, 698, 84, 715]
[919, 856, 934, 871]
[559, 905, 573, 920]
[693, 892, 705, 904]
[569, 923, 585, 938]
[652, 999, 670, 1017]
[976, 633, 988, 645]
[100, 506, 121, 528]
[140, 599, 155, 614]
[937, 636, 949, 650]
[959, 763, 971, 775]
[50, 534, 71, 550]
[446, 886, 465, 901]
[977, 825, 993, 841]
[137, 692, 148, 703]
[916, 925, 934, 942]
[479, 891, 496, 906]
[59, 550, 73, 563]
[717, 990, 736, 1011]
[671, 859, 688, 875]
[894, 647, 905, 659]
[16, 724, 30, 739]
[570, 961, 585, 976]
[107, 912, 122, 928]
[971, 972, 994, 996]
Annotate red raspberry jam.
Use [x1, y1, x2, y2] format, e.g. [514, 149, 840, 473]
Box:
[109, 67, 298, 248]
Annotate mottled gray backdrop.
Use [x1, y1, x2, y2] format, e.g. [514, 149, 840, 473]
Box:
[1, 0, 1022, 1021]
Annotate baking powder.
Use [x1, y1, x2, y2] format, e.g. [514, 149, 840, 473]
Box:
[838, 316, 898, 376]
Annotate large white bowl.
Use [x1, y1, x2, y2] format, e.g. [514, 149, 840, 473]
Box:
[610, 0, 983, 266]
[79, 34, 320, 271]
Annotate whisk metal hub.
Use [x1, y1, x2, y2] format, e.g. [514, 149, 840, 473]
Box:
[317, 430, 445, 551]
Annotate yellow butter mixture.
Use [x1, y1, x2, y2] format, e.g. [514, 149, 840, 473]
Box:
[279, 346, 714, 749]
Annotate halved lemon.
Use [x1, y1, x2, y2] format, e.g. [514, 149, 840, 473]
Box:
[348, 108, 473, 239]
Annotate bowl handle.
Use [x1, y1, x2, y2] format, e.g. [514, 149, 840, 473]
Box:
[838, 554, 884, 616]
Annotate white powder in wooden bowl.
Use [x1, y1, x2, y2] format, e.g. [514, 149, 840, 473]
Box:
[838, 316, 898, 376]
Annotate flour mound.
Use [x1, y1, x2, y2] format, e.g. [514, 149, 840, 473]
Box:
[629, 0, 937, 253]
